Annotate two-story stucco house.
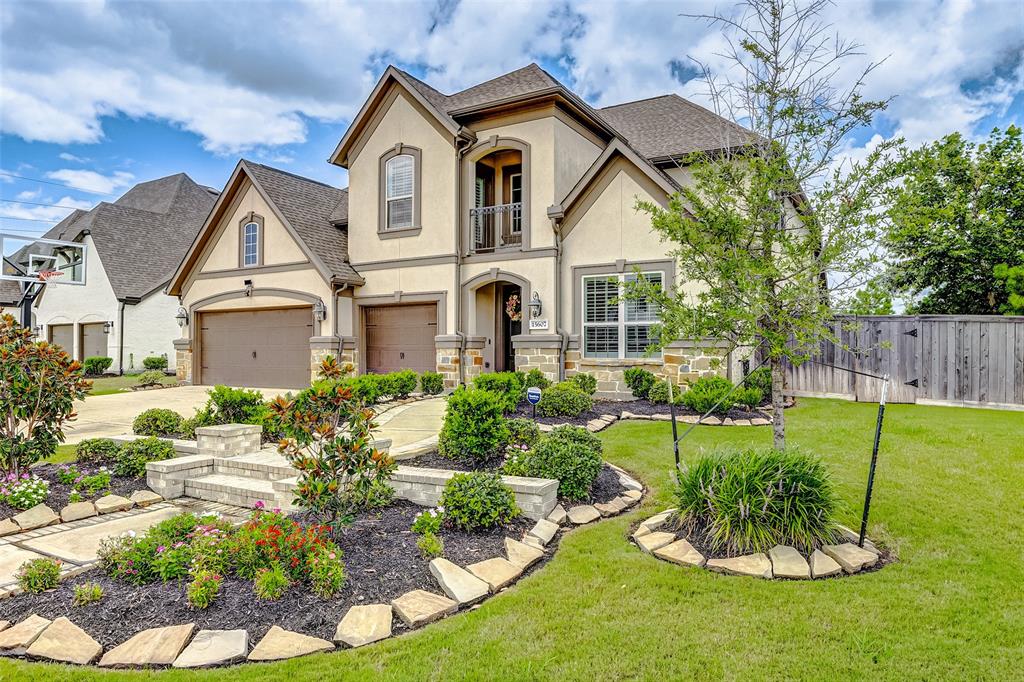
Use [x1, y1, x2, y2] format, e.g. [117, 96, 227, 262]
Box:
[168, 64, 752, 396]
[23, 174, 218, 372]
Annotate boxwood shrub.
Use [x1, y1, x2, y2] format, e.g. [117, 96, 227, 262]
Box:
[647, 380, 682, 405]
[623, 367, 656, 399]
[440, 472, 520, 530]
[537, 381, 592, 417]
[136, 370, 166, 387]
[526, 425, 603, 500]
[570, 372, 598, 396]
[474, 371, 525, 413]
[420, 371, 444, 395]
[132, 408, 184, 437]
[388, 369, 418, 398]
[142, 355, 168, 370]
[114, 437, 176, 478]
[680, 375, 736, 414]
[523, 368, 551, 390]
[438, 388, 508, 462]
[83, 356, 113, 376]
[75, 438, 121, 466]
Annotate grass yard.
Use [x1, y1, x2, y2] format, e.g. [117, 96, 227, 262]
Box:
[3, 398, 1020, 680]
[44, 444, 78, 464]
[86, 374, 178, 397]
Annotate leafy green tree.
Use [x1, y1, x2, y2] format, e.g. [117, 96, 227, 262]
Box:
[0, 314, 92, 473]
[629, 0, 897, 449]
[844, 280, 895, 315]
[993, 264, 1024, 315]
[884, 126, 1024, 314]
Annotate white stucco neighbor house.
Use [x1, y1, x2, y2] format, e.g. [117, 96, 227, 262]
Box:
[26, 174, 218, 373]
[167, 64, 767, 395]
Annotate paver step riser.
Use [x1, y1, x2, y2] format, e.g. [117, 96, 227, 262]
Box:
[213, 461, 294, 481]
[183, 484, 292, 512]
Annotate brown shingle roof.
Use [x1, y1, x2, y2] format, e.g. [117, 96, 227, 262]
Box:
[600, 94, 755, 160]
[0, 279, 21, 306]
[242, 162, 360, 284]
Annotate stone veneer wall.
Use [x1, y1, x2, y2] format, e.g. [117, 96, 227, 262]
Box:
[390, 466, 558, 520]
[512, 335, 562, 384]
[173, 338, 192, 383]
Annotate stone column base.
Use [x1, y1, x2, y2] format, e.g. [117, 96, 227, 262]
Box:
[512, 334, 562, 384]
[172, 338, 192, 383]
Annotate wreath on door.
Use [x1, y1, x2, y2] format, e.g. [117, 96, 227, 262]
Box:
[505, 293, 522, 322]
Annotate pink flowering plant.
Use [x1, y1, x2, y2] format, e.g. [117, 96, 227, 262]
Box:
[0, 472, 50, 510]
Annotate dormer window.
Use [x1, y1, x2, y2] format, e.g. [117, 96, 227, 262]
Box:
[239, 213, 264, 267]
[378, 145, 422, 237]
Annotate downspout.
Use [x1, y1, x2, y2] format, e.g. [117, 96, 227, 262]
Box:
[554, 221, 568, 382]
[117, 299, 126, 376]
[453, 129, 474, 386]
[333, 281, 348, 360]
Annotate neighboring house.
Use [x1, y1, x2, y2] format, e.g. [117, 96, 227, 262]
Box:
[28, 174, 218, 372]
[168, 64, 753, 396]
[0, 279, 22, 320]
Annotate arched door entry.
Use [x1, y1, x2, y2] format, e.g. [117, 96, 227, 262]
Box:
[496, 283, 522, 372]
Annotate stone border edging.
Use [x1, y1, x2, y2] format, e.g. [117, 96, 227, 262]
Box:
[0, 462, 648, 669]
[632, 509, 884, 579]
[0, 492, 164, 539]
[540, 410, 772, 434]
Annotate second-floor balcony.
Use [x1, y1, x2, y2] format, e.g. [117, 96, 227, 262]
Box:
[470, 202, 523, 253]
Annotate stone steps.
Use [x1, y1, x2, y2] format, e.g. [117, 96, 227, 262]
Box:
[183, 473, 287, 510]
[213, 451, 296, 481]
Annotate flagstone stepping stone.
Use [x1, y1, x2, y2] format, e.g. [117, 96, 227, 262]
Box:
[621, 489, 642, 501]
[566, 505, 601, 525]
[334, 605, 392, 648]
[546, 504, 567, 525]
[526, 518, 558, 545]
[521, 534, 545, 551]
[810, 549, 842, 578]
[466, 557, 522, 591]
[700, 415, 723, 425]
[633, 524, 651, 538]
[635, 531, 675, 554]
[173, 629, 248, 668]
[94, 494, 133, 514]
[99, 623, 195, 667]
[768, 545, 810, 579]
[25, 616, 102, 665]
[60, 501, 97, 523]
[595, 498, 627, 516]
[837, 525, 878, 552]
[732, 418, 751, 426]
[750, 417, 771, 426]
[504, 537, 544, 570]
[129, 490, 163, 508]
[707, 553, 773, 579]
[0, 615, 51, 656]
[248, 626, 333, 662]
[429, 558, 489, 605]
[0, 519, 20, 537]
[639, 510, 675, 532]
[823, 543, 879, 574]
[0, 622, 8, 632]
[391, 589, 458, 627]
[13, 504, 58, 531]
[653, 539, 706, 567]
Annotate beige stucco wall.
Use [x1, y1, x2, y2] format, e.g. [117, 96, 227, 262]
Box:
[553, 118, 604, 202]
[346, 86, 457, 264]
[349, 262, 456, 335]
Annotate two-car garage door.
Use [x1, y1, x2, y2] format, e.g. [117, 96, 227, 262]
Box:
[199, 308, 312, 389]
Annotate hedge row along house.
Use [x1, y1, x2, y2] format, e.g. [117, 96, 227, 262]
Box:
[164, 64, 778, 397]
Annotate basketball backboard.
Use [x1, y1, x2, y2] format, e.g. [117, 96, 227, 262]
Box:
[1, 232, 87, 285]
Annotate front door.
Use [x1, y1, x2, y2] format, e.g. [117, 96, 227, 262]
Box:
[496, 284, 522, 372]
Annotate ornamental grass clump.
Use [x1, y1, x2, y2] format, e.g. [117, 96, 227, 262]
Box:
[675, 447, 842, 555]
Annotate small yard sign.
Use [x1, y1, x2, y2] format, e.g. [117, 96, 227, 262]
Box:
[526, 386, 542, 419]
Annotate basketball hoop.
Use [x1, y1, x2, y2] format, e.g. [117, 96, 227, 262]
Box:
[35, 270, 64, 282]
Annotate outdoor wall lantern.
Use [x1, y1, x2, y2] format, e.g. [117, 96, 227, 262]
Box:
[313, 299, 327, 322]
[175, 307, 188, 328]
[244, 279, 254, 297]
[529, 291, 543, 319]
[102, 321, 113, 334]
[32, 325, 41, 337]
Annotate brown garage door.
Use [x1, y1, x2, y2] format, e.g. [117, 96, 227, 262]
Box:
[80, 322, 108, 360]
[49, 324, 73, 353]
[199, 307, 312, 388]
[364, 303, 437, 374]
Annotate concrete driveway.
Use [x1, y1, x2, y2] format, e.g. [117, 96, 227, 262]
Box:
[65, 385, 287, 444]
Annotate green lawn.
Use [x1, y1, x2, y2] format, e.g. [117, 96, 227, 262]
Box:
[4, 398, 1021, 680]
[45, 444, 78, 464]
[86, 374, 177, 397]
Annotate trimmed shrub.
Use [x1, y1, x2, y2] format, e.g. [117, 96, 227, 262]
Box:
[136, 370, 166, 387]
[389, 369, 419, 399]
[194, 385, 269, 426]
[344, 374, 386, 405]
[438, 387, 508, 462]
[745, 366, 772, 397]
[474, 371, 525, 413]
[733, 386, 764, 410]
[142, 355, 168, 371]
[675, 447, 842, 554]
[526, 427, 603, 500]
[537, 381, 592, 417]
[16, 557, 61, 594]
[420, 371, 444, 395]
[83, 356, 113, 376]
[114, 437, 175, 478]
[570, 372, 598, 396]
[681, 375, 736, 414]
[75, 438, 121, 466]
[132, 408, 183, 437]
[440, 472, 520, 530]
[624, 367, 656, 399]
[506, 418, 540, 449]
[523, 368, 551, 390]
[647, 380, 682, 405]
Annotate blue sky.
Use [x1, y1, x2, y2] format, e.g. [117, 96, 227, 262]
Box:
[1, 0, 1022, 237]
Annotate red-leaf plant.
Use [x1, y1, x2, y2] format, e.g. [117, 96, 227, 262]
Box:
[0, 315, 91, 475]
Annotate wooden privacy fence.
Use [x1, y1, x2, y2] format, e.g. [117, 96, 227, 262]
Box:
[782, 315, 1024, 409]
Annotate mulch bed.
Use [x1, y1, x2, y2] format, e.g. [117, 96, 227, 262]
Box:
[402, 452, 627, 506]
[0, 500, 547, 648]
[511, 398, 768, 426]
[0, 462, 150, 520]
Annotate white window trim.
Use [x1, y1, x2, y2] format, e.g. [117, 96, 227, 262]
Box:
[385, 154, 415, 230]
[242, 221, 260, 266]
[581, 271, 662, 360]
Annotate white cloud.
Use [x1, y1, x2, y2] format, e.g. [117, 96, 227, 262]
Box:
[45, 169, 135, 195]
[0, 194, 94, 227]
[57, 152, 88, 163]
[0, 0, 1020, 155]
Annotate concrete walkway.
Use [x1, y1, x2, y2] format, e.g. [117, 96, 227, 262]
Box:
[375, 397, 446, 458]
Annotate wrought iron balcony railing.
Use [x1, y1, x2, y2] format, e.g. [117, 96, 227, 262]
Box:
[469, 202, 523, 253]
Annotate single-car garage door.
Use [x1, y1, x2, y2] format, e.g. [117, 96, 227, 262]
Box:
[364, 303, 437, 374]
[199, 307, 312, 388]
[49, 324, 73, 353]
[80, 322, 108, 360]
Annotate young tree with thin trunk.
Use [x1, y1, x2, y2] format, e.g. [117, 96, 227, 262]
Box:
[629, 0, 898, 449]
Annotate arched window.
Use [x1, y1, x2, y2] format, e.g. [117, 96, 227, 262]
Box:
[239, 213, 263, 267]
[385, 154, 415, 230]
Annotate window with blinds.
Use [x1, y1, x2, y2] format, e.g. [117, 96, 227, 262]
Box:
[582, 272, 662, 359]
[386, 154, 414, 229]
